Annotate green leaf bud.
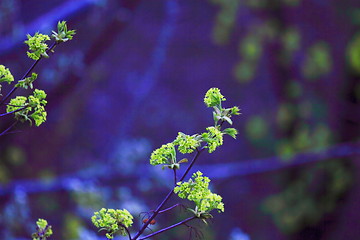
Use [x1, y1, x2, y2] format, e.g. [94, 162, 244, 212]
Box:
[173, 132, 200, 154]
[223, 128, 238, 139]
[52, 21, 76, 43]
[204, 87, 226, 107]
[174, 171, 224, 215]
[150, 142, 176, 166]
[0, 65, 14, 84]
[92, 208, 133, 239]
[7, 89, 47, 126]
[25, 32, 50, 60]
[32, 218, 53, 240]
[15, 72, 38, 89]
[202, 126, 224, 153]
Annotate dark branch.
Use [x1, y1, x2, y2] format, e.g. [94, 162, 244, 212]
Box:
[138, 216, 196, 240]
[0, 41, 57, 107]
[158, 203, 183, 214]
[0, 121, 18, 136]
[0, 105, 28, 117]
[131, 149, 204, 240]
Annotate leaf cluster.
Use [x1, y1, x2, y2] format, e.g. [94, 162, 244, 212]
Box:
[6, 89, 47, 126]
[91, 208, 134, 239]
[88, 88, 239, 239]
[25, 33, 51, 60]
[52, 20, 76, 43]
[31, 218, 53, 240]
[15, 72, 38, 89]
[174, 171, 224, 219]
[2, 21, 75, 130]
[0, 65, 14, 95]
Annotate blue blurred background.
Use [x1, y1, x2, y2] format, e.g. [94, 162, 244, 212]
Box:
[0, 0, 360, 239]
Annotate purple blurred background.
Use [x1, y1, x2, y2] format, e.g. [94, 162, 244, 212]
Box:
[0, 0, 360, 239]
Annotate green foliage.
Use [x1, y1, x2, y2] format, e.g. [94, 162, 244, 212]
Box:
[91, 208, 133, 239]
[240, 35, 263, 61]
[0, 64, 14, 95]
[23, 21, 75, 61]
[150, 88, 239, 167]
[245, 115, 268, 140]
[202, 126, 224, 153]
[234, 61, 256, 83]
[223, 127, 238, 139]
[173, 132, 201, 154]
[7, 89, 47, 126]
[1, 20, 75, 130]
[204, 87, 226, 107]
[276, 103, 296, 131]
[15, 72, 38, 89]
[20, 85, 238, 239]
[282, 28, 300, 53]
[63, 214, 83, 239]
[0, 64, 14, 84]
[32, 218, 53, 240]
[347, 32, 360, 74]
[5, 146, 26, 166]
[6, 95, 28, 118]
[174, 171, 224, 220]
[150, 142, 177, 166]
[25, 33, 51, 60]
[210, 0, 240, 44]
[52, 20, 76, 43]
[277, 123, 333, 161]
[204, 88, 240, 126]
[302, 42, 332, 80]
[28, 89, 47, 126]
[262, 160, 351, 233]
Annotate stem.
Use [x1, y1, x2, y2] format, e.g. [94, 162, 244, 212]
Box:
[179, 148, 205, 182]
[138, 216, 196, 240]
[132, 149, 204, 240]
[119, 223, 132, 240]
[158, 203, 182, 214]
[0, 105, 28, 117]
[0, 121, 18, 136]
[173, 168, 177, 186]
[0, 41, 57, 107]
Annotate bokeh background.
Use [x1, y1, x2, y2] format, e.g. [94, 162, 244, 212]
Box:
[1, 0, 360, 239]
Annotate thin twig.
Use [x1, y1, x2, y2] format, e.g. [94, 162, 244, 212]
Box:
[179, 148, 205, 182]
[0, 105, 28, 117]
[119, 223, 132, 240]
[0, 41, 57, 107]
[131, 149, 204, 240]
[0, 121, 18, 136]
[173, 168, 177, 186]
[158, 203, 183, 214]
[138, 216, 196, 240]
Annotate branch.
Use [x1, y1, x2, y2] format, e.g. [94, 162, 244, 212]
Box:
[0, 0, 102, 54]
[0, 105, 28, 117]
[173, 168, 177, 186]
[0, 121, 18, 136]
[119, 223, 132, 240]
[138, 216, 196, 240]
[179, 148, 205, 182]
[0, 41, 57, 107]
[158, 203, 183, 214]
[132, 149, 204, 240]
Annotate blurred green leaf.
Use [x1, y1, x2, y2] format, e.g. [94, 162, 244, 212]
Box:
[234, 61, 255, 83]
[245, 115, 268, 140]
[302, 42, 332, 80]
[240, 36, 262, 61]
[347, 33, 360, 74]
